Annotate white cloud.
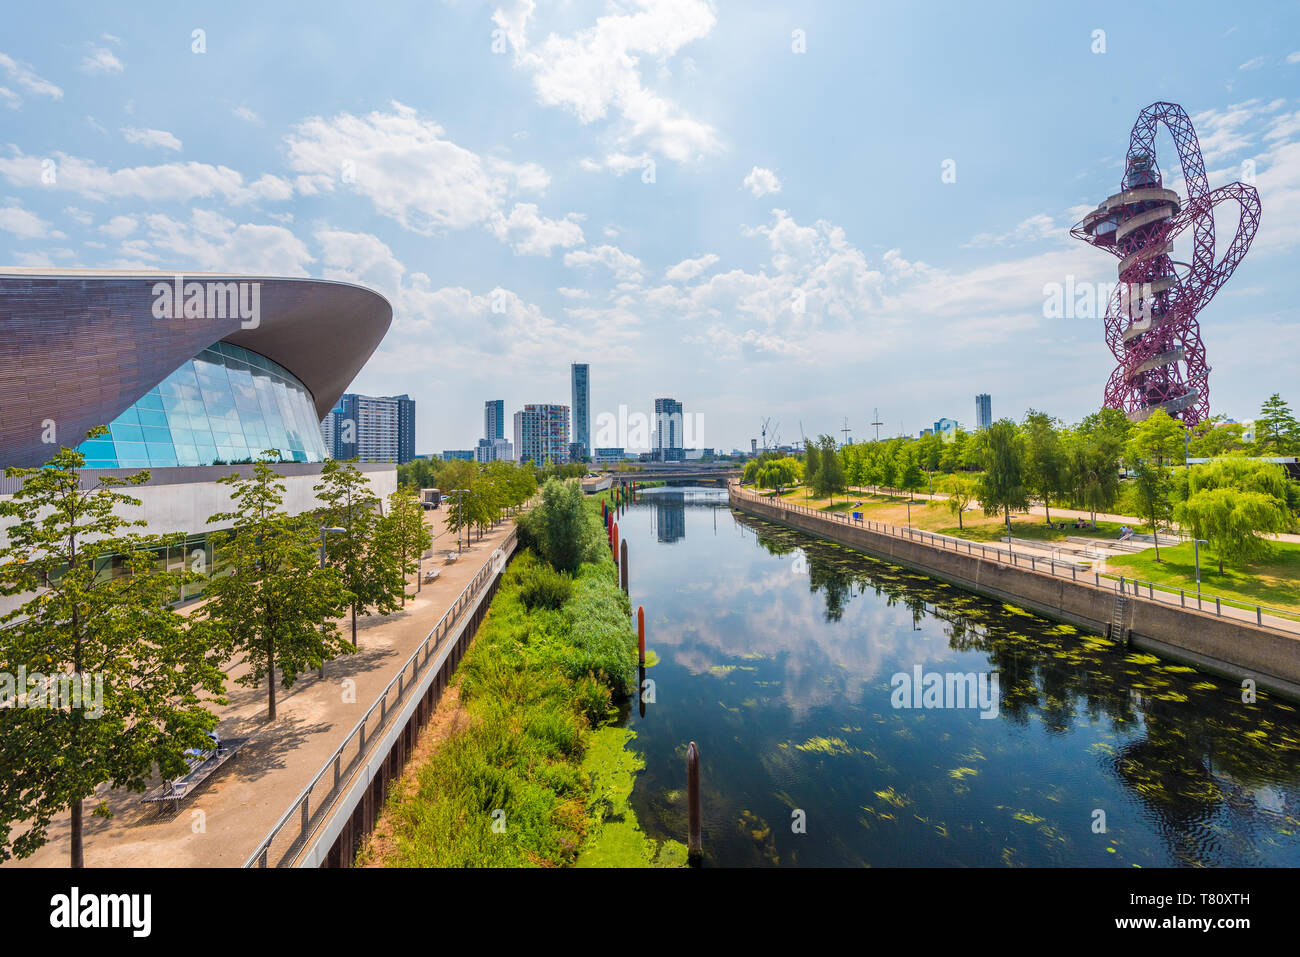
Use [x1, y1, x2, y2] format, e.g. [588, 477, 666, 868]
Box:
[112, 209, 314, 275]
[494, 0, 722, 163]
[98, 214, 138, 239]
[121, 127, 183, 152]
[565, 244, 644, 283]
[284, 102, 572, 255]
[664, 253, 719, 283]
[0, 149, 292, 205]
[558, 287, 591, 299]
[489, 202, 585, 255]
[743, 166, 781, 197]
[0, 204, 58, 239]
[0, 87, 19, 109]
[0, 52, 62, 102]
[1288, 51, 1300, 64]
[964, 212, 1062, 248]
[233, 106, 261, 124]
[1238, 55, 1268, 71]
[80, 46, 124, 75]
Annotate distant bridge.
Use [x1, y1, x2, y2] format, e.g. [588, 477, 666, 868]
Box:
[605, 468, 740, 487]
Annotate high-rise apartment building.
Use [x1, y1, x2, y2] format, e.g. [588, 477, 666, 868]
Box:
[475, 436, 514, 462]
[570, 363, 590, 460]
[654, 397, 684, 462]
[323, 393, 416, 463]
[975, 394, 992, 431]
[513, 404, 570, 465]
[484, 399, 505, 442]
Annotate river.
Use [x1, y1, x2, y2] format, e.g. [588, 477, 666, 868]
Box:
[617, 485, 1300, 867]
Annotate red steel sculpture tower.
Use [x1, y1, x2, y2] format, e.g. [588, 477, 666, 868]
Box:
[1071, 102, 1261, 427]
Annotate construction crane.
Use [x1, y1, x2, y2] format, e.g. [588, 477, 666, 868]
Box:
[760, 416, 772, 451]
[771, 421, 781, 449]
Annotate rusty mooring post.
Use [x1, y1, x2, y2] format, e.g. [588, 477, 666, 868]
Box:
[687, 741, 702, 865]
[620, 540, 628, 593]
[637, 605, 645, 666]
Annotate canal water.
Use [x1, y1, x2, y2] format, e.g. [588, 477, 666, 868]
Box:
[618, 486, 1300, 867]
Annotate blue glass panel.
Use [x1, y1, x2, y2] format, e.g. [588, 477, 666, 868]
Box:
[110, 423, 145, 444]
[137, 409, 169, 429]
[146, 445, 178, 467]
[77, 341, 326, 468]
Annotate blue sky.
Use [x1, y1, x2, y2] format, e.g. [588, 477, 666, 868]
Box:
[2, 0, 1298, 454]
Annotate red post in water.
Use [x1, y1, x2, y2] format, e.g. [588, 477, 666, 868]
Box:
[637, 605, 645, 666]
[613, 522, 619, 558]
[687, 742, 702, 865]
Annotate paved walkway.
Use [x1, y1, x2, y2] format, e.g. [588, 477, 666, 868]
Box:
[842, 485, 1300, 545]
[5, 511, 517, 868]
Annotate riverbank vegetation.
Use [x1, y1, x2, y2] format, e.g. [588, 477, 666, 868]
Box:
[743, 394, 1300, 581]
[361, 479, 682, 867]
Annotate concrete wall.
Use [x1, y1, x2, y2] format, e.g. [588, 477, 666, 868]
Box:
[731, 487, 1300, 700]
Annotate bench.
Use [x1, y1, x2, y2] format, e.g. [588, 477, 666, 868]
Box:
[141, 737, 248, 812]
[422, 568, 441, 584]
[443, 551, 460, 564]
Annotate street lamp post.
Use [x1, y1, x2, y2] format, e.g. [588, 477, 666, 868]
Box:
[1194, 538, 1208, 609]
[319, 526, 346, 677]
[450, 489, 468, 553]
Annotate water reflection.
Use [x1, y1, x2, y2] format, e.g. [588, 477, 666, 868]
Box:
[621, 487, 1300, 867]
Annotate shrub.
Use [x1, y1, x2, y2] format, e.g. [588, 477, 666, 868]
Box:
[517, 562, 573, 611]
[519, 478, 605, 573]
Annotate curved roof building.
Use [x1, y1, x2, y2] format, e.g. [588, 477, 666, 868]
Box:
[0, 270, 393, 469]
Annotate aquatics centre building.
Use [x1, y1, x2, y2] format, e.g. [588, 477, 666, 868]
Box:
[0, 269, 397, 606]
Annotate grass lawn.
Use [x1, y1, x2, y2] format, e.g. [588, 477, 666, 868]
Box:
[756, 486, 1125, 546]
[1106, 540, 1300, 616]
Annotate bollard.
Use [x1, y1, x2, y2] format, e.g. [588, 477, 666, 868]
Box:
[687, 741, 702, 865]
[620, 540, 628, 593]
[637, 605, 645, 666]
[613, 522, 619, 559]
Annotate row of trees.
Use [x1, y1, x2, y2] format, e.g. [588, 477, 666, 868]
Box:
[744, 395, 1300, 571]
[0, 434, 542, 866]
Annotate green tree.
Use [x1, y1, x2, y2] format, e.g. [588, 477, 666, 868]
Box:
[1125, 409, 1186, 560]
[976, 420, 1029, 534]
[315, 459, 403, 647]
[380, 487, 433, 606]
[941, 473, 977, 531]
[1175, 488, 1289, 574]
[802, 439, 821, 499]
[812, 435, 845, 500]
[0, 432, 225, 866]
[520, 478, 605, 573]
[1255, 393, 1300, 455]
[205, 456, 351, 720]
[1023, 410, 1068, 522]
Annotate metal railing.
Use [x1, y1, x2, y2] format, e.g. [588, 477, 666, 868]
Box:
[243, 525, 518, 868]
[730, 483, 1300, 635]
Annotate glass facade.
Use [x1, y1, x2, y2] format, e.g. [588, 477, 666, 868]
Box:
[77, 341, 327, 468]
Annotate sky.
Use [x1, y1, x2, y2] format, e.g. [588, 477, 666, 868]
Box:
[1, 0, 1299, 455]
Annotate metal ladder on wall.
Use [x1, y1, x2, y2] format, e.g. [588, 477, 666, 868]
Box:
[1108, 591, 1129, 644]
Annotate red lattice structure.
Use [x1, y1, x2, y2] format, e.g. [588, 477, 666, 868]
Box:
[1071, 102, 1261, 426]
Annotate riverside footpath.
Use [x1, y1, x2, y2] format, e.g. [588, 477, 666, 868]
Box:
[730, 482, 1300, 700]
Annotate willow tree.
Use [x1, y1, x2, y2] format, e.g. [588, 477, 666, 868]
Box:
[205, 455, 350, 720]
[0, 431, 225, 867]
